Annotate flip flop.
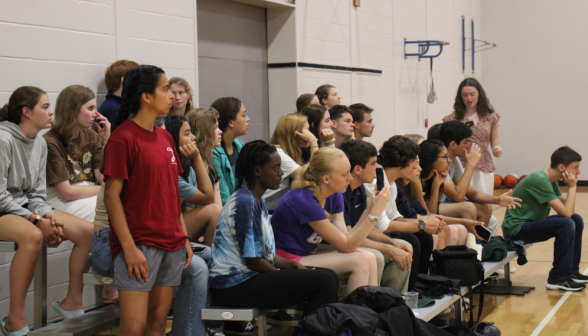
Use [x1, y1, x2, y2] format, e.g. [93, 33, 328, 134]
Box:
[52, 301, 85, 319]
[0, 316, 29, 336]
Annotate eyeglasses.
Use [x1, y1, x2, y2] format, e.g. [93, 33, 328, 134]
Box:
[437, 154, 450, 162]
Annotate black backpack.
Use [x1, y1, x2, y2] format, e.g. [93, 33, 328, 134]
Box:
[297, 303, 387, 336]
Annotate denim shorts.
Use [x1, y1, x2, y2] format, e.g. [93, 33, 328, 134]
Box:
[90, 227, 114, 277]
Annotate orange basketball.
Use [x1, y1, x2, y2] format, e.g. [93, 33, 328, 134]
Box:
[494, 175, 503, 189]
[504, 174, 519, 188]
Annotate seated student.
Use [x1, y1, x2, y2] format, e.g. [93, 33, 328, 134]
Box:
[99, 59, 139, 125]
[210, 141, 339, 335]
[169, 77, 195, 116]
[363, 136, 443, 289]
[185, 107, 223, 205]
[105, 65, 193, 336]
[349, 103, 375, 141]
[0, 86, 94, 335]
[164, 115, 221, 247]
[339, 139, 412, 293]
[439, 121, 520, 234]
[296, 93, 320, 112]
[211, 97, 250, 205]
[299, 104, 335, 162]
[329, 105, 355, 148]
[315, 84, 341, 110]
[271, 147, 389, 295]
[427, 123, 442, 140]
[265, 113, 319, 198]
[503, 147, 587, 291]
[44, 85, 109, 223]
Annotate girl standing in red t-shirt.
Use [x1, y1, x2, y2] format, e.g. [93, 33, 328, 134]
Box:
[104, 65, 193, 336]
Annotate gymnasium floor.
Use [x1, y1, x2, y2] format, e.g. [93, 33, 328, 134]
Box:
[470, 187, 588, 336]
[98, 188, 588, 336]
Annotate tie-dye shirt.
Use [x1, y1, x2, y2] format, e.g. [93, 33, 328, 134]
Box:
[209, 187, 275, 289]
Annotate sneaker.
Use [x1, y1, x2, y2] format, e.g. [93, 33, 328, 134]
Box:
[223, 321, 258, 336]
[546, 279, 586, 291]
[267, 309, 299, 327]
[206, 327, 225, 336]
[572, 273, 588, 283]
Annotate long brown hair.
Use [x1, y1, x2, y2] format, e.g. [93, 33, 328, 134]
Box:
[269, 112, 307, 165]
[453, 78, 494, 120]
[53, 85, 95, 160]
[0, 86, 46, 124]
[299, 104, 328, 143]
[186, 107, 219, 180]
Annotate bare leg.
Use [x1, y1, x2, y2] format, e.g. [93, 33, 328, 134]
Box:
[0, 215, 43, 332]
[356, 249, 379, 286]
[182, 203, 222, 247]
[473, 202, 492, 227]
[439, 201, 477, 221]
[435, 229, 452, 250]
[54, 210, 93, 311]
[119, 290, 150, 336]
[451, 224, 468, 245]
[300, 251, 372, 295]
[143, 286, 175, 336]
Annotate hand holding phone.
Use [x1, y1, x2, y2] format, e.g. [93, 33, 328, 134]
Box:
[376, 168, 385, 192]
[475, 225, 492, 242]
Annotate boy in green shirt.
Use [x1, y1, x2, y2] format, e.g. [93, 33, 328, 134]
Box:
[503, 146, 587, 291]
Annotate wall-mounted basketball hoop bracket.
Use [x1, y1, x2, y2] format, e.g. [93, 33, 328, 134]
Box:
[404, 38, 449, 61]
[462, 16, 497, 73]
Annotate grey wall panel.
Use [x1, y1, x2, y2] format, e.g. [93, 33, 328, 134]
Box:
[197, 0, 269, 142]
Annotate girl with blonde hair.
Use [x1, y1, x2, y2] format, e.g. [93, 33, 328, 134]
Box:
[168, 77, 194, 116]
[270, 147, 390, 295]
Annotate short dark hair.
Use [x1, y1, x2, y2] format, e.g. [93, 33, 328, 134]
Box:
[427, 123, 442, 140]
[235, 140, 278, 189]
[329, 105, 352, 122]
[551, 146, 582, 168]
[315, 84, 335, 106]
[440, 120, 472, 148]
[378, 135, 419, 169]
[349, 103, 373, 123]
[339, 139, 378, 171]
[105, 60, 139, 92]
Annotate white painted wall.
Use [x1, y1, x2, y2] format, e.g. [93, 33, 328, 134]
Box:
[293, 0, 483, 149]
[481, 0, 588, 177]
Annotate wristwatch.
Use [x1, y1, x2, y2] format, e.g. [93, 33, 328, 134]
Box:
[32, 215, 41, 227]
[368, 214, 379, 224]
[418, 220, 426, 232]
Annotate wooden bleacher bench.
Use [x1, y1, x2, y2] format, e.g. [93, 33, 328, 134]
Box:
[29, 304, 120, 336]
[202, 307, 268, 336]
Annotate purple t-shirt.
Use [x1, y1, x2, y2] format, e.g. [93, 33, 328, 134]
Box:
[270, 188, 344, 256]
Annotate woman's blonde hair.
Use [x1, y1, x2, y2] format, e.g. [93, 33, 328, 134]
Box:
[404, 133, 425, 145]
[292, 147, 345, 217]
[53, 85, 96, 160]
[269, 112, 307, 165]
[168, 77, 194, 115]
[186, 107, 219, 180]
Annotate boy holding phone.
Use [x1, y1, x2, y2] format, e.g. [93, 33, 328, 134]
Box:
[339, 139, 412, 293]
[503, 146, 587, 291]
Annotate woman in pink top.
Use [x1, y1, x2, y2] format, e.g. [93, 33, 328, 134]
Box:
[443, 78, 501, 195]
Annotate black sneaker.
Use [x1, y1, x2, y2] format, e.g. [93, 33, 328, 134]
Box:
[223, 321, 258, 336]
[267, 309, 299, 327]
[572, 273, 588, 283]
[546, 279, 586, 291]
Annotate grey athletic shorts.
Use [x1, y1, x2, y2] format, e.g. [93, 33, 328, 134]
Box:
[114, 244, 186, 291]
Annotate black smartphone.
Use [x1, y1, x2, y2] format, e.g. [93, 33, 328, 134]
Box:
[465, 120, 475, 128]
[475, 225, 492, 242]
[191, 243, 207, 255]
[376, 167, 385, 191]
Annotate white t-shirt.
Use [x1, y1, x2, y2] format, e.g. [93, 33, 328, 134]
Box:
[364, 178, 403, 232]
[264, 147, 300, 198]
[441, 157, 465, 202]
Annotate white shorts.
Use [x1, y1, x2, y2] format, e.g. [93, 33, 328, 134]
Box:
[47, 181, 98, 222]
[471, 169, 494, 195]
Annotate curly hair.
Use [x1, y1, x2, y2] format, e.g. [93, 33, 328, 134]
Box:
[0, 86, 46, 124]
[235, 140, 278, 189]
[418, 139, 445, 199]
[210, 97, 242, 165]
[453, 78, 494, 120]
[113, 65, 165, 132]
[378, 135, 419, 169]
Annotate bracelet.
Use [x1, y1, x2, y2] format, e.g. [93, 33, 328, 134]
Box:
[324, 139, 335, 145]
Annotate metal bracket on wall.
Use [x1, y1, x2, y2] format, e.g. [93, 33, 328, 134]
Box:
[462, 16, 497, 73]
[404, 38, 449, 61]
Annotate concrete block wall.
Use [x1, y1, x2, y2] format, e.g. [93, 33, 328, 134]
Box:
[294, 0, 483, 148]
[0, 0, 199, 325]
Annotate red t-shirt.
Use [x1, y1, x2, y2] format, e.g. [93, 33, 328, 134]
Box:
[104, 120, 186, 259]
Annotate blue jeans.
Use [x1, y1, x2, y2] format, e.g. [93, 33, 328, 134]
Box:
[512, 214, 584, 282]
[89, 227, 210, 336]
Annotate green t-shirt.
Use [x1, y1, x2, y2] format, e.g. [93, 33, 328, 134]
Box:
[502, 170, 562, 239]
